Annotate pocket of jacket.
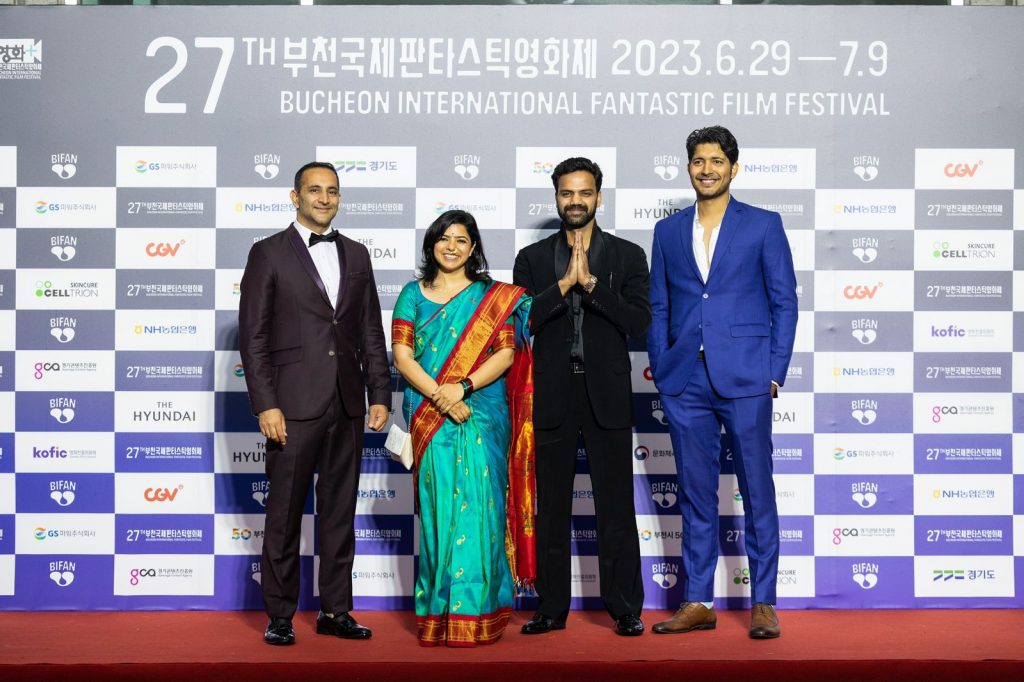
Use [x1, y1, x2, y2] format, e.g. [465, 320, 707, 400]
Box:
[730, 323, 769, 337]
[270, 347, 303, 366]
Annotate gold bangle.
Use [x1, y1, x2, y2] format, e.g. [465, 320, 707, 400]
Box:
[582, 275, 598, 293]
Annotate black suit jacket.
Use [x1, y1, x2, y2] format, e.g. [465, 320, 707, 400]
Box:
[513, 226, 651, 430]
[238, 224, 391, 420]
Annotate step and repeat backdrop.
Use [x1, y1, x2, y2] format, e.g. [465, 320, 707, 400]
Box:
[0, 6, 1022, 611]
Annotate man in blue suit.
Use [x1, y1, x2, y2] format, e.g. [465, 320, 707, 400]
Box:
[647, 126, 797, 639]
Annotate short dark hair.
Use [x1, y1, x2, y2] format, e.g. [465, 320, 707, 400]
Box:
[418, 210, 490, 287]
[293, 161, 339, 192]
[551, 157, 603, 192]
[686, 126, 739, 164]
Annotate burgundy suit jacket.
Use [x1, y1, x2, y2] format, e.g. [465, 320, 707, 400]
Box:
[238, 224, 391, 420]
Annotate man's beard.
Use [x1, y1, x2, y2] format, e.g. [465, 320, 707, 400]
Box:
[558, 203, 596, 229]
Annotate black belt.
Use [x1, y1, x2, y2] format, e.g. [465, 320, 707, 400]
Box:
[697, 349, 705, 361]
[570, 361, 586, 374]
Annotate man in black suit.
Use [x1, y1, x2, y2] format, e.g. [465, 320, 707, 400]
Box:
[239, 162, 391, 645]
[513, 157, 650, 637]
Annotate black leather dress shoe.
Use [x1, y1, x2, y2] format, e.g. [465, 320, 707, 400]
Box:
[316, 611, 372, 639]
[614, 614, 645, 637]
[264, 617, 295, 646]
[520, 613, 566, 635]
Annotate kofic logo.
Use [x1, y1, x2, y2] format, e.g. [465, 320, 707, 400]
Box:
[850, 399, 878, 426]
[654, 155, 681, 181]
[51, 153, 78, 180]
[651, 562, 679, 589]
[144, 485, 183, 502]
[453, 154, 480, 180]
[254, 153, 280, 180]
[850, 482, 878, 508]
[852, 562, 878, 589]
[850, 318, 878, 345]
[853, 156, 879, 182]
[49, 561, 76, 587]
[633, 446, 650, 461]
[850, 237, 878, 264]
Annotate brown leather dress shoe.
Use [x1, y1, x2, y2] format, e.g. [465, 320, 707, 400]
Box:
[652, 602, 716, 634]
[749, 603, 780, 639]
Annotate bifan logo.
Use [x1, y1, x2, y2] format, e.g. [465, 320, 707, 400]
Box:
[843, 283, 882, 300]
[144, 485, 183, 502]
[944, 162, 981, 178]
[146, 241, 184, 257]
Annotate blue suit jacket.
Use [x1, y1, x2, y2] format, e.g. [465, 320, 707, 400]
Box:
[648, 196, 798, 399]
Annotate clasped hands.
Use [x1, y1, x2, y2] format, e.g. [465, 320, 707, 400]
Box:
[558, 230, 593, 294]
[431, 383, 471, 424]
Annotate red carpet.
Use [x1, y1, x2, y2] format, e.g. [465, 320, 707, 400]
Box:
[1, 609, 1022, 681]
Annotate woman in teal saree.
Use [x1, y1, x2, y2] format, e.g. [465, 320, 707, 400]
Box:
[392, 210, 534, 647]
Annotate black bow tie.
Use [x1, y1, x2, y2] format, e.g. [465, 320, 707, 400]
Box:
[308, 230, 339, 247]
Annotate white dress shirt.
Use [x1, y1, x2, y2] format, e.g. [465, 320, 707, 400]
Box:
[293, 221, 340, 309]
[691, 206, 720, 285]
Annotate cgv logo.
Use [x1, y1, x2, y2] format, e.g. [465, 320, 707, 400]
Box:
[144, 485, 183, 502]
[944, 162, 981, 178]
[146, 241, 184, 257]
[843, 283, 882, 300]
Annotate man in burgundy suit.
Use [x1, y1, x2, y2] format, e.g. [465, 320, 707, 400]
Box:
[239, 161, 391, 645]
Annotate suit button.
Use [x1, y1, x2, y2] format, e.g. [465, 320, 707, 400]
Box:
[332, 320, 338, 326]
[328, 350, 336, 357]
[702, 293, 709, 299]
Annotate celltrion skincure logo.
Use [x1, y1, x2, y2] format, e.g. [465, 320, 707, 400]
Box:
[453, 154, 480, 180]
[51, 153, 77, 180]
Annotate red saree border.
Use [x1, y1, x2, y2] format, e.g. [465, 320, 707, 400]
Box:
[416, 606, 512, 647]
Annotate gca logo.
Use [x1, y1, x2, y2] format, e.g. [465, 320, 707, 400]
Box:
[832, 528, 859, 545]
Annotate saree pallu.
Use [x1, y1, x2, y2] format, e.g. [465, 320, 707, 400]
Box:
[392, 279, 533, 647]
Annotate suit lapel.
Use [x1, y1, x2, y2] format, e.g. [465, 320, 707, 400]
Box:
[286, 225, 332, 308]
[553, 230, 571, 284]
[333, 237, 348, 315]
[588, 225, 607, 283]
[676, 204, 702, 282]
[706, 196, 742, 284]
